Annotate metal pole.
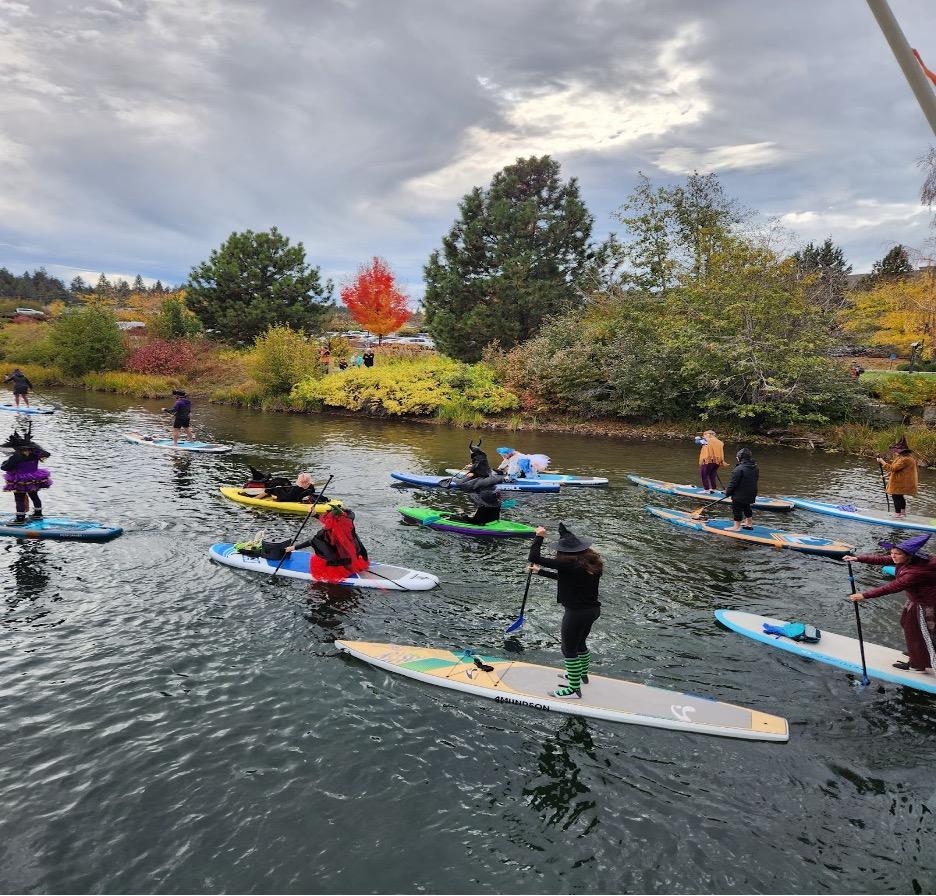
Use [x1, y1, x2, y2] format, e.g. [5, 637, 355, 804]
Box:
[866, 0, 936, 136]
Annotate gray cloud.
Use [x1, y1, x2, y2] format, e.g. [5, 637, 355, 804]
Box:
[0, 0, 933, 295]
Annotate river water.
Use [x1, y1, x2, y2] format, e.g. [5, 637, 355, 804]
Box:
[1, 389, 934, 894]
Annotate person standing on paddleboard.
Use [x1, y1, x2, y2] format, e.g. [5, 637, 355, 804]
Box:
[528, 523, 603, 700]
[844, 534, 936, 672]
[284, 499, 369, 582]
[695, 430, 727, 493]
[1, 424, 51, 524]
[877, 436, 917, 519]
[3, 368, 33, 408]
[162, 389, 193, 445]
[725, 447, 759, 532]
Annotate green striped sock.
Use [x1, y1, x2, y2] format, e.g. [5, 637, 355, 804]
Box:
[578, 651, 591, 681]
[564, 657, 582, 690]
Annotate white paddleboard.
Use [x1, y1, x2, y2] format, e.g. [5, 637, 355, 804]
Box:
[0, 404, 54, 415]
[336, 641, 789, 741]
[209, 543, 439, 591]
[716, 609, 936, 695]
[125, 431, 232, 454]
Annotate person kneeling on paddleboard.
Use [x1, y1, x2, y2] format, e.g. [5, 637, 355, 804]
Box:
[844, 535, 936, 672]
[877, 436, 917, 519]
[528, 523, 603, 699]
[448, 487, 502, 526]
[726, 447, 759, 532]
[1, 424, 51, 524]
[285, 500, 369, 582]
[162, 389, 193, 446]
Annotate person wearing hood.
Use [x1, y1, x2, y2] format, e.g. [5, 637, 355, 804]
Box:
[877, 436, 917, 519]
[1, 425, 51, 523]
[844, 534, 936, 672]
[285, 499, 369, 582]
[3, 368, 33, 407]
[162, 389, 193, 445]
[695, 429, 728, 493]
[725, 447, 759, 532]
[448, 487, 502, 526]
[528, 523, 604, 700]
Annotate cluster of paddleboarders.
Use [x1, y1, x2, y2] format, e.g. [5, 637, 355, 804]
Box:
[3, 377, 936, 740]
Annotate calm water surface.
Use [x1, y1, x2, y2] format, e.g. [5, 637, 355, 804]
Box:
[1, 390, 934, 894]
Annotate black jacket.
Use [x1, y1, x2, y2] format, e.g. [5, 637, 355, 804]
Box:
[725, 459, 759, 504]
[528, 535, 601, 609]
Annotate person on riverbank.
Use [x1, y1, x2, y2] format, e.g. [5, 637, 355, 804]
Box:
[695, 430, 727, 493]
[162, 390, 193, 445]
[363, 349, 375, 368]
[725, 447, 759, 532]
[259, 472, 318, 504]
[448, 488, 502, 526]
[285, 500, 369, 582]
[3, 368, 32, 407]
[844, 534, 936, 672]
[878, 436, 917, 519]
[1, 425, 51, 523]
[528, 523, 603, 699]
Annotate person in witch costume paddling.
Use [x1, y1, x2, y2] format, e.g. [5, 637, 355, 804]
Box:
[844, 534, 936, 673]
[162, 389, 193, 445]
[284, 500, 369, 582]
[1, 424, 51, 524]
[877, 436, 917, 519]
[725, 447, 759, 532]
[528, 523, 603, 699]
[447, 487, 502, 526]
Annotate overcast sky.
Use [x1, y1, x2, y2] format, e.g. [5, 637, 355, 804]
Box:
[1, 0, 934, 297]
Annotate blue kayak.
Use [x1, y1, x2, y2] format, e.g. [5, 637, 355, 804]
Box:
[647, 506, 853, 558]
[0, 515, 122, 541]
[629, 475, 793, 511]
[390, 472, 559, 493]
[0, 404, 54, 415]
[783, 497, 936, 533]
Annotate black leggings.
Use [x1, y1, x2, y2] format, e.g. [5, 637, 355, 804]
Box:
[14, 491, 42, 515]
[731, 500, 753, 522]
[893, 494, 907, 513]
[560, 605, 601, 658]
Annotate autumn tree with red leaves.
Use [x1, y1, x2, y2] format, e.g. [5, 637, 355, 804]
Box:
[340, 257, 410, 344]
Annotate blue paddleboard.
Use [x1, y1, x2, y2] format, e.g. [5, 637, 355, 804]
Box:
[0, 515, 122, 541]
[390, 472, 559, 493]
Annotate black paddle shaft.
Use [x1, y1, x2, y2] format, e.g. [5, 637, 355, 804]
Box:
[517, 567, 534, 619]
[878, 462, 892, 513]
[847, 561, 871, 685]
[270, 474, 334, 580]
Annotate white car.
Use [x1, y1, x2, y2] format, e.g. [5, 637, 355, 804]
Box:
[15, 307, 45, 317]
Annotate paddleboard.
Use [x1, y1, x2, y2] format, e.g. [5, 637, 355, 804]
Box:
[398, 506, 536, 538]
[715, 609, 936, 695]
[628, 475, 794, 512]
[0, 515, 122, 541]
[335, 641, 789, 741]
[445, 468, 608, 487]
[647, 506, 853, 558]
[783, 497, 936, 533]
[0, 404, 54, 415]
[209, 542, 439, 590]
[125, 431, 232, 454]
[219, 486, 315, 515]
[391, 472, 559, 494]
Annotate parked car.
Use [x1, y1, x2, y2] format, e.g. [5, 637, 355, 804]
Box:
[14, 307, 45, 318]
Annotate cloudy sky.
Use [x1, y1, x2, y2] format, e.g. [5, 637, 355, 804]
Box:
[1, 0, 934, 297]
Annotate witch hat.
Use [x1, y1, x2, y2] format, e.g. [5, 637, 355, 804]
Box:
[551, 522, 592, 553]
[470, 488, 501, 508]
[879, 534, 930, 557]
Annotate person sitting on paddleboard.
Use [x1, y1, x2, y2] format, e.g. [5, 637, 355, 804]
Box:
[844, 534, 936, 672]
[448, 487, 502, 526]
[528, 523, 603, 700]
[3, 368, 32, 408]
[1, 424, 51, 524]
[725, 447, 759, 532]
[877, 436, 917, 519]
[285, 500, 369, 582]
[162, 389, 193, 446]
[257, 472, 318, 504]
[496, 447, 549, 480]
[695, 429, 728, 493]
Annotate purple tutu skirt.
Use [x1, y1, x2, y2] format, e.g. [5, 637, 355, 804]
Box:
[4, 468, 52, 492]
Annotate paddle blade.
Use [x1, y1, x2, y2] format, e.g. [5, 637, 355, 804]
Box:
[420, 514, 443, 526]
[689, 506, 707, 519]
[505, 613, 525, 633]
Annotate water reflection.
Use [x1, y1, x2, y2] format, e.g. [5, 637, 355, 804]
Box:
[6, 541, 51, 602]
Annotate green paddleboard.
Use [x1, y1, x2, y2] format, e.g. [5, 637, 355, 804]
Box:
[398, 507, 536, 538]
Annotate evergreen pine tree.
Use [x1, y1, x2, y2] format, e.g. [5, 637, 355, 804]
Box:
[792, 237, 852, 313]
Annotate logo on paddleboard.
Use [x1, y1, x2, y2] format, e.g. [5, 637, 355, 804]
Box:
[495, 695, 550, 711]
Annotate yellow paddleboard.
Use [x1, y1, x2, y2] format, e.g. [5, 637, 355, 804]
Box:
[219, 486, 315, 515]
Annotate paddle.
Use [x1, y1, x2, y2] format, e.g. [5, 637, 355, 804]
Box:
[690, 492, 731, 519]
[876, 458, 892, 513]
[269, 474, 334, 581]
[29, 389, 62, 411]
[846, 560, 871, 686]
[505, 567, 534, 633]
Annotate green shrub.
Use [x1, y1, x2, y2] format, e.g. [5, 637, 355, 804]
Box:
[250, 325, 321, 395]
[0, 321, 55, 364]
[48, 306, 124, 375]
[860, 372, 936, 408]
[151, 295, 203, 340]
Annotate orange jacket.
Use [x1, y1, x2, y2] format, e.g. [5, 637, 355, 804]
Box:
[698, 436, 727, 466]
[883, 453, 918, 496]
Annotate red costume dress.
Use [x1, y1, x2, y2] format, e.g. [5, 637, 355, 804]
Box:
[296, 509, 369, 583]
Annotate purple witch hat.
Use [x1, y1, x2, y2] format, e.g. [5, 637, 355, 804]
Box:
[879, 534, 930, 557]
